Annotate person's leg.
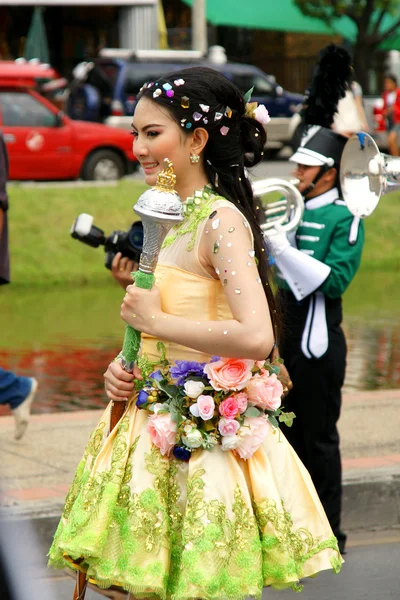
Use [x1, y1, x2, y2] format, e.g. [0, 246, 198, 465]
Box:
[0, 367, 32, 409]
[0, 368, 38, 439]
[280, 329, 347, 549]
[387, 130, 399, 156]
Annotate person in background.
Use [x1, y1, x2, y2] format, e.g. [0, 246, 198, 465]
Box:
[0, 132, 38, 440]
[332, 77, 369, 137]
[271, 45, 365, 556]
[382, 73, 400, 156]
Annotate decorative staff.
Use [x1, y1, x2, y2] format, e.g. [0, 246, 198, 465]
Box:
[72, 158, 183, 600]
[110, 158, 184, 431]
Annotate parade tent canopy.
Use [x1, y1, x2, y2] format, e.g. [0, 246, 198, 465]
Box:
[182, 0, 355, 36]
[183, 0, 400, 49]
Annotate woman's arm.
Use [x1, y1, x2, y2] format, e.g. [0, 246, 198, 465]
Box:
[121, 207, 275, 360]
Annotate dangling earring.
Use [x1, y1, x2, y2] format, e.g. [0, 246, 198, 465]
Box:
[190, 153, 200, 164]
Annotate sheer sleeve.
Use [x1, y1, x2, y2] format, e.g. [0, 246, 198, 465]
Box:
[198, 204, 274, 346]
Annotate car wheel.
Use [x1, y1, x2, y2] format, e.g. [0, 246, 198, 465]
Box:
[82, 149, 125, 181]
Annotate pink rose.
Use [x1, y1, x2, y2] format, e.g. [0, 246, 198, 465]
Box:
[189, 395, 215, 421]
[218, 417, 240, 437]
[219, 397, 240, 419]
[234, 391, 248, 414]
[246, 372, 283, 411]
[234, 417, 270, 460]
[204, 358, 254, 392]
[147, 413, 177, 456]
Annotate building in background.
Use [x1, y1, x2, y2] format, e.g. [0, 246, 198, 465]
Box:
[0, 1, 159, 77]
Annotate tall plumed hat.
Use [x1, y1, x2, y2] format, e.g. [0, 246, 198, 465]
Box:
[290, 44, 352, 167]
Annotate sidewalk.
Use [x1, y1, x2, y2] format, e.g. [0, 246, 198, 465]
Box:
[0, 389, 399, 531]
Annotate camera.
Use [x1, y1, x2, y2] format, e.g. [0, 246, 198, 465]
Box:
[71, 213, 143, 270]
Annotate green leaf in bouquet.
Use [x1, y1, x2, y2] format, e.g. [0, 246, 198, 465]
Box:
[266, 409, 281, 417]
[156, 380, 181, 399]
[278, 412, 296, 427]
[156, 342, 167, 364]
[268, 416, 279, 428]
[244, 406, 262, 418]
[269, 364, 281, 376]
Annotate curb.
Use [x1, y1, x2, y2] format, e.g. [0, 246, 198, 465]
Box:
[342, 466, 400, 531]
[2, 466, 400, 534]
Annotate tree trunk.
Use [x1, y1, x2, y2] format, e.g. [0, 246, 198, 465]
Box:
[353, 38, 375, 94]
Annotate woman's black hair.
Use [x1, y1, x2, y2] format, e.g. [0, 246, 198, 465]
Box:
[138, 66, 281, 344]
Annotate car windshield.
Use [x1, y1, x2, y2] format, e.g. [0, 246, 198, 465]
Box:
[228, 72, 275, 96]
[86, 63, 119, 96]
[123, 64, 181, 96]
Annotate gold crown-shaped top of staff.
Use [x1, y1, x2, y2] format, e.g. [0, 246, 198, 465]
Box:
[154, 158, 177, 193]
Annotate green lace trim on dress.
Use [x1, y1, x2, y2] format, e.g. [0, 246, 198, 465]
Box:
[49, 427, 341, 599]
[162, 186, 225, 251]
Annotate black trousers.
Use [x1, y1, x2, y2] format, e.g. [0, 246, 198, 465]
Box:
[280, 325, 347, 538]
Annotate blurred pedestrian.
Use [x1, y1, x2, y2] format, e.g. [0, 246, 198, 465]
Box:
[0, 131, 38, 439]
[333, 77, 369, 137]
[382, 73, 400, 156]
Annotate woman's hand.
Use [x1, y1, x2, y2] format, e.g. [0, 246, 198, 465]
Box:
[111, 252, 138, 290]
[104, 360, 142, 401]
[120, 283, 162, 332]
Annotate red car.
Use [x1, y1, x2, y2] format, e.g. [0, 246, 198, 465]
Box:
[0, 60, 137, 180]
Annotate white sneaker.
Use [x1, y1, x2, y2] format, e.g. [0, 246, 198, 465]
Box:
[12, 378, 38, 440]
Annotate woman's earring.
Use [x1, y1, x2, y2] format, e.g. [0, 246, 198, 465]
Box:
[190, 153, 200, 164]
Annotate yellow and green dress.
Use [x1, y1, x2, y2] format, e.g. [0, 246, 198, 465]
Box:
[48, 188, 342, 598]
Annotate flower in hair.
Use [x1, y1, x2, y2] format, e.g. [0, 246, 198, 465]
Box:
[254, 104, 271, 125]
[245, 101, 270, 125]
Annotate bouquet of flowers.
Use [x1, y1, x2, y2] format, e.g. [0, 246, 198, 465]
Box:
[135, 343, 294, 461]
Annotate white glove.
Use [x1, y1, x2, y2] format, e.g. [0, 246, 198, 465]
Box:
[267, 224, 291, 256]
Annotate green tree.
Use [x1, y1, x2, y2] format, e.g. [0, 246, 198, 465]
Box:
[294, 0, 400, 92]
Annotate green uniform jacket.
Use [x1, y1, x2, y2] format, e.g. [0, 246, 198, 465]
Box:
[277, 188, 364, 298]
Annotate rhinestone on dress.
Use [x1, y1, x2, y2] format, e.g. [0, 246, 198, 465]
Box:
[249, 250, 255, 258]
[227, 242, 232, 248]
[213, 241, 220, 254]
[228, 227, 235, 233]
[212, 219, 220, 230]
[235, 288, 241, 294]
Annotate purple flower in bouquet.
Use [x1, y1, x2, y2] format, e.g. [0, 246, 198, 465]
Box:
[149, 370, 163, 381]
[136, 390, 149, 407]
[210, 355, 221, 363]
[170, 360, 206, 385]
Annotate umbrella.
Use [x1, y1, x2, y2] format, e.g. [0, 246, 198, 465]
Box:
[24, 7, 49, 64]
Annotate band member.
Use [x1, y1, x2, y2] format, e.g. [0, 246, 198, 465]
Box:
[269, 45, 365, 555]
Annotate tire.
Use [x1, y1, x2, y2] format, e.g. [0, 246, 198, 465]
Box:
[82, 149, 125, 181]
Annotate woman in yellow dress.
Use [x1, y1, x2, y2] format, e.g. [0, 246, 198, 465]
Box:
[48, 67, 342, 598]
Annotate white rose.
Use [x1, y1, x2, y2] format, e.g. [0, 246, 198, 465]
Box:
[182, 427, 203, 449]
[184, 380, 205, 399]
[254, 104, 271, 125]
[221, 434, 241, 451]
